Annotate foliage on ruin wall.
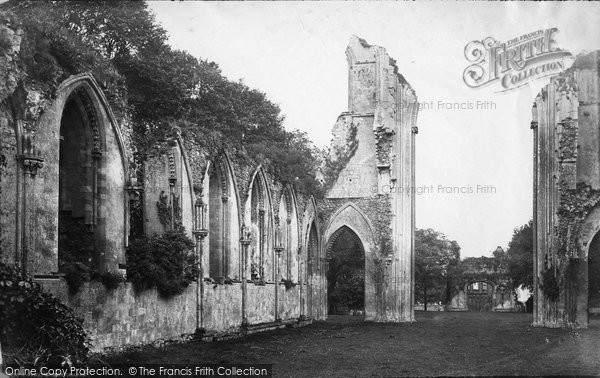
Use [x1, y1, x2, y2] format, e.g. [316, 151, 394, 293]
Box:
[0, 1, 322, 201]
[321, 121, 358, 193]
[552, 183, 600, 300]
[126, 230, 198, 297]
[374, 126, 393, 166]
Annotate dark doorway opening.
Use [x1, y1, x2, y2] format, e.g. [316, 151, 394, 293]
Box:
[466, 281, 493, 312]
[589, 231, 600, 320]
[327, 226, 365, 316]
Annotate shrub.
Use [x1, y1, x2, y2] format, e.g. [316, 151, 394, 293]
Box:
[0, 263, 89, 366]
[126, 230, 198, 297]
[93, 271, 125, 291]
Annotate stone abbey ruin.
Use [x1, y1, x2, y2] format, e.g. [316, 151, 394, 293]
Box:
[0, 5, 599, 355]
[0, 17, 419, 350]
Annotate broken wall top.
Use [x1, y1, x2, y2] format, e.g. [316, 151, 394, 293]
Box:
[345, 35, 417, 116]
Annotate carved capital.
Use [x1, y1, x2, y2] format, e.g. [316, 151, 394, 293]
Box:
[21, 156, 44, 176]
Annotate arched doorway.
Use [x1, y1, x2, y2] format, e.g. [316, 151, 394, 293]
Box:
[589, 231, 600, 319]
[322, 203, 377, 320]
[326, 226, 365, 316]
[466, 281, 494, 312]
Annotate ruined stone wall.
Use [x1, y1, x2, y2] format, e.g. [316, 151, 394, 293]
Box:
[0, 14, 318, 352]
[40, 280, 197, 352]
[532, 51, 600, 328]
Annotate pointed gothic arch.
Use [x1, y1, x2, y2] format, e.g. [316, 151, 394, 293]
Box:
[205, 153, 241, 279]
[26, 73, 129, 274]
[245, 166, 275, 281]
[278, 185, 299, 281]
[322, 202, 378, 320]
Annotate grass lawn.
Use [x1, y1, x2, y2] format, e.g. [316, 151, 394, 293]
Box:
[104, 312, 600, 377]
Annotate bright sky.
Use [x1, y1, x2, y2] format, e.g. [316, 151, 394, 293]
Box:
[148, 1, 600, 259]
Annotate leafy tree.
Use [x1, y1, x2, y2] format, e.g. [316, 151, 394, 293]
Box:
[506, 220, 534, 290]
[415, 228, 461, 310]
[3, 0, 323, 198]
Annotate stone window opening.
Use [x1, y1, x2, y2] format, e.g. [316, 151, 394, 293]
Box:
[208, 161, 230, 279]
[278, 187, 298, 282]
[58, 88, 104, 273]
[248, 169, 273, 282]
[306, 220, 319, 317]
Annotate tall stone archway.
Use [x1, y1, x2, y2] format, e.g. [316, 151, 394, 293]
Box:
[300, 196, 320, 319]
[22, 74, 129, 275]
[326, 225, 365, 315]
[323, 203, 379, 320]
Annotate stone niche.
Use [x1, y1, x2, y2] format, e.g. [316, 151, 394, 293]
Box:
[143, 138, 195, 239]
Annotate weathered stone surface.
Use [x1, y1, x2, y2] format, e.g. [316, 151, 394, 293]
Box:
[319, 36, 418, 323]
[41, 280, 197, 352]
[532, 51, 600, 328]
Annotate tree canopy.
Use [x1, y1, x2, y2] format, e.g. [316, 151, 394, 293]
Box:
[506, 220, 534, 290]
[415, 228, 461, 310]
[3, 0, 323, 196]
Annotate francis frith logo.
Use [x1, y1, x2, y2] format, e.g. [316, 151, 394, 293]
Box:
[463, 28, 573, 91]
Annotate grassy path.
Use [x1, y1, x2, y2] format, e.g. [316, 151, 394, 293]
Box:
[105, 312, 600, 377]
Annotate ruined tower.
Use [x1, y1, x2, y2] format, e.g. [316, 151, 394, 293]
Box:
[532, 51, 600, 328]
[316, 36, 418, 322]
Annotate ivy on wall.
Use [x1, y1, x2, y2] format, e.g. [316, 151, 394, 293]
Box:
[322, 121, 358, 191]
[374, 127, 393, 166]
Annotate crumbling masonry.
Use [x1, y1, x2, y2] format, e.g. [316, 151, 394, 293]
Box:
[532, 51, 600, 327]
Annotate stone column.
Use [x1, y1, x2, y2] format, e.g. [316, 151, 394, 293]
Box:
[275, 244, 283, 322]
[531, 109, 539, 323]
[298, 246, 306, 320]
[193, 198, 208, 333]
[240, 226, 252, 328]
[221, 194, 229, 278]
[19, 134, 44, 274]
[286, 217, 292, 280]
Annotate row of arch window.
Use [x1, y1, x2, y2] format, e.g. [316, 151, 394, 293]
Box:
[204, 159, 300, 282]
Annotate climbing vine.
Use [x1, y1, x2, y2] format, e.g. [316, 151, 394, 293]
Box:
[540, 268, 560, 301]
[374, 126, 393, 166]
[156, 191, 171, 230]
[322, 121, 358, 190]
[556, 183, 600, 259]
